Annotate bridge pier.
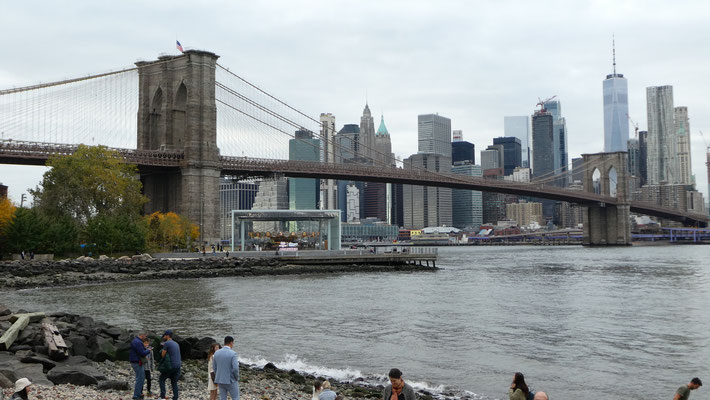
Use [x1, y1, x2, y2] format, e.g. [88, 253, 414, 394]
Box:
[581, 152, 632, 246]
[136, 51, 221, 245]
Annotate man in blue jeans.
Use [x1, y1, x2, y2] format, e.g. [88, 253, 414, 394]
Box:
[159, 329, 182, 400]
[128, 331, 151, 400]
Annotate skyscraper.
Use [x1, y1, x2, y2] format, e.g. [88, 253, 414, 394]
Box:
[603, 41, 629, 152]
[452, 163, 483, 230]
[504, 116, 530, 168]
[320, 113, 337, 210]
[360, 104, 376, 162]
[452, 131, 475, 164]
[638, 130, 648, 185]
[403, 153, 452, 229]
[532, 110, 554, 179]
[493, 137, 522, 176]
[646, 85, 677, 184]
[675, 106, 693, 185]
[545, 100, 569, 187]
[418, 114, 452, 157]
[289, 130, 321, 210]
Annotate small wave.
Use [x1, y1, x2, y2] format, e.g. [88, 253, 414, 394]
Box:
[238, 353, 483, 399]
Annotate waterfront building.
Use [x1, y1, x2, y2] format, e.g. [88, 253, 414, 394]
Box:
[482, 168, 508, 224]
[219, 179, 259, 240]
[375, 115, 395, 167]
[493, 136, 522, 176]
[646, 85, 677, 184]
[544, 100, 569, 187]
[418, 114, 452, 157]
[603, 42, 630, 152]
[675, 106, 693, 185]
[403, 153, 452, 229]
[341, 218, 399, 242]
[571, 157, 584, 184]
[320, 113, 337, 210]
[451, 162, 483, 230]
[0, 183, 6, 198]
[504, 116, 530, 168]
[506, 200, 543, 227]
[289, 129, 321, 211]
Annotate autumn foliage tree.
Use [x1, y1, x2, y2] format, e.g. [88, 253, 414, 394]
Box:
[145, 211, 199, 251]
[0, 197, 16, 254]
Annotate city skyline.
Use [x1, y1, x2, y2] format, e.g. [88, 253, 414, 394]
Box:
[1, 1, 709, 202]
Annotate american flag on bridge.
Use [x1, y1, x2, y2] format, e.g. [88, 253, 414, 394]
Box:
[176, 40, 184, 53]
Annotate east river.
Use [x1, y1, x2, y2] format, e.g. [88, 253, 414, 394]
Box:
[3, 245, 709, 399]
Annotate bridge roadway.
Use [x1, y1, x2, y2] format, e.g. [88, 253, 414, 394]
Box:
[1, 140, 707, 226]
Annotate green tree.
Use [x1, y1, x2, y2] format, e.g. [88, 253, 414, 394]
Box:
[31, 144, 147, 224]
[3, 208, 78, 255]
[84, 214, 147, 254]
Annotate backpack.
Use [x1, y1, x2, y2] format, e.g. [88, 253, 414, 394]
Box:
[157, 352, 174, 373]
[527, 390, 536, 400]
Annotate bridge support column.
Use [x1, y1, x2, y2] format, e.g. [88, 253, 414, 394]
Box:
[582, 203, 631, 245]
[136, 51, 221, 245]
[581, 152, 632, 246]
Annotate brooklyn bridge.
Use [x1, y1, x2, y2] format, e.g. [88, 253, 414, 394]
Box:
[0, 50, 706, 246]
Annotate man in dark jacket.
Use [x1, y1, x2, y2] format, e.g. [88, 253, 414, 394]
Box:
[129, 331, 151, 400]
[383, 368, 416, 400]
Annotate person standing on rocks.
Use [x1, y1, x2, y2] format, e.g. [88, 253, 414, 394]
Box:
[142, 338, 155, 397]
[383, 368, 416, 400]
[10, 378, 32, 400]
[212, 335, 240, 400]
[129, 332, 151, 400]
[159, 330, 182, 400]
[207, 343, 221, 400]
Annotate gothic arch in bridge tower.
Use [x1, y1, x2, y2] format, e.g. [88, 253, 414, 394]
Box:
[171, 82, 188, 148]
[149, 87, 163, 150]
[581, 151, 631, 246]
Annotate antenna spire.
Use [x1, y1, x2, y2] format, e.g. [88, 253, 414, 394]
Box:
[612, 34, 617, 75]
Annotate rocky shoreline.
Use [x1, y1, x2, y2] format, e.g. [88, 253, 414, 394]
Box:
[0, 306, 437, 400]
[0, 255, 437, 290]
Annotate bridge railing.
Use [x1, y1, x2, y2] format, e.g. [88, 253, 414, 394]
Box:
[0, 139, 184, 167]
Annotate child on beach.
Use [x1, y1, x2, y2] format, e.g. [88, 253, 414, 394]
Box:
[312, 379, 323, 400]
[142, 339, 155, 396]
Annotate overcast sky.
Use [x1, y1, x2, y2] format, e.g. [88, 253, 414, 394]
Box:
[1, 0, 709, 203]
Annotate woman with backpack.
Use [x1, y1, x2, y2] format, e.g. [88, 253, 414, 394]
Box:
[508, 372, 533, 400]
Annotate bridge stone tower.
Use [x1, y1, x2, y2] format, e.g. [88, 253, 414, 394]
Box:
[581, 151, 631, 245]
[136, 50, 221, 245]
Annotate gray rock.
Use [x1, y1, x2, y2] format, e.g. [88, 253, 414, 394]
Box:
[0, 371, 13, 388]
[97, 379, 130, 390]
[0, 306, 10, 317]
[69, 336, 89, 357]
[47, 364, 105, 386]
[91, 335, 117, 362]
[19, 352, 57, 370]
[101, 326, 124, 339]
[14, 362, 53, 387]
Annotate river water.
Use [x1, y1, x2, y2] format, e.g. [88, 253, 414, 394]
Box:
[3, 245, 710, 399]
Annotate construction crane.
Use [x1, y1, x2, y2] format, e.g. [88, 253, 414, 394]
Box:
[626, 113, 639, 138]
[536, 95, 557, 112]
[700, 130, 708, 149]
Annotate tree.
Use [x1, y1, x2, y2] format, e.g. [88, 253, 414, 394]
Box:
[0, 198, 16, 254]
[2, 208, 77, 254]
[84, 214, 147, 254]
[31, 144, 147, 224]
[145, 211, 199, 251]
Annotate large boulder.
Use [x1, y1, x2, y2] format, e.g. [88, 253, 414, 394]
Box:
[114, 341, 131, 361]
[0, 306, 10, 317]
[14, 363, 54, 387]
[47, 364, 105, 386]
[192, 337, 217, 359]
[18, 351, 57, 370]
[91, 336, 117, 362]
[69, 336, 89, 357]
